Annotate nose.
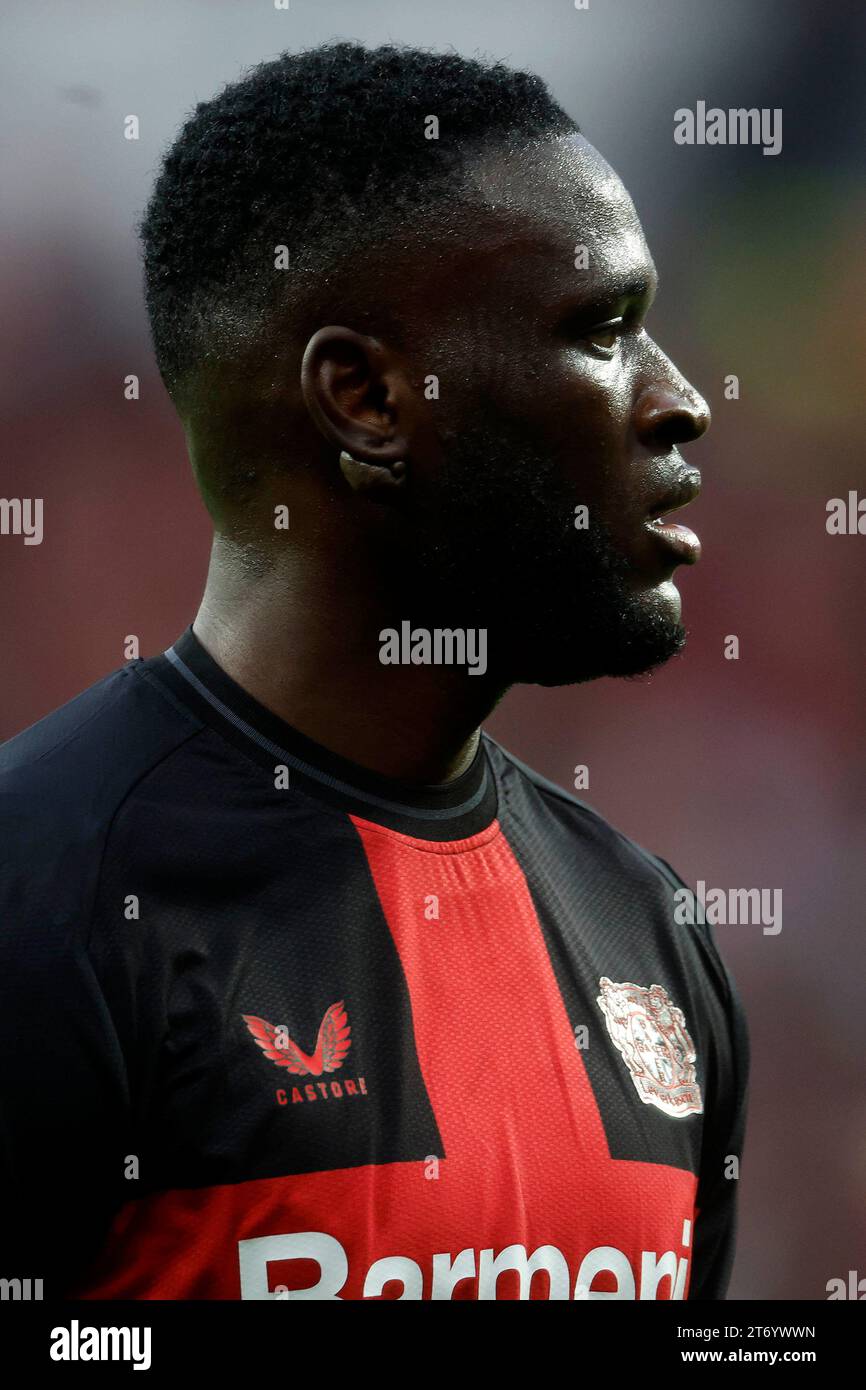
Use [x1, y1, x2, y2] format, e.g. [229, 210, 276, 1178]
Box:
[633, 356, 711, 450]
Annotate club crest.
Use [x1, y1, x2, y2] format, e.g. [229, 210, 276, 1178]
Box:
[596, 977, 703, 1118]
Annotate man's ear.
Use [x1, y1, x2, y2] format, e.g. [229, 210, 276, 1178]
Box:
[300, 326, 411, 497]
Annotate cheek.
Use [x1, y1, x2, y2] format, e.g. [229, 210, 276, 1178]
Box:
[535, 359, 633, 479]
[446, 330, 634, 485]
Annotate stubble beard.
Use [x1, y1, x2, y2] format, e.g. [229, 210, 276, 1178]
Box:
[401, 412, 686, 687]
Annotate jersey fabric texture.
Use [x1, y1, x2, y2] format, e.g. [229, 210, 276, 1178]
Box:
[0, 629, 749, 1301]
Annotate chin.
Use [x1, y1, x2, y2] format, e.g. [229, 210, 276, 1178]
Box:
[503, 615, 688, 688]
[649, 578, 684, 625]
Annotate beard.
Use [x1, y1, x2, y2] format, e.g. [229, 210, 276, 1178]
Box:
[396, 410, 686, 687]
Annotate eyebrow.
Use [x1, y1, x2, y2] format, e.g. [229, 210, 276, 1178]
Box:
[556, 271, 659, 324]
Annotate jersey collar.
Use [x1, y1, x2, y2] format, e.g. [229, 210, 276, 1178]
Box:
[150, 626, 499, 842]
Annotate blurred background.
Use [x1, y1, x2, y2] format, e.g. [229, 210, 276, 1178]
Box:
[1, 0, 864, 1299]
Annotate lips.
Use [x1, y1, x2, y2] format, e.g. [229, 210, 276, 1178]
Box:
[645, 471, 702, 564]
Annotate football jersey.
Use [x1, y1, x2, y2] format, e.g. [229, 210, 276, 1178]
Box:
[0, 627, 749, 1300]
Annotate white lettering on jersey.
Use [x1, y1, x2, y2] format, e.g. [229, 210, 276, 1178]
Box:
[238, 1222, 692, 1300]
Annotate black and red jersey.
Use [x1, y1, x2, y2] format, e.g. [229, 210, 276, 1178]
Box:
[0, 628, 749, 1300]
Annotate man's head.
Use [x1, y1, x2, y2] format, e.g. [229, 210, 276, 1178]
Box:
[141, 41, 709, 689]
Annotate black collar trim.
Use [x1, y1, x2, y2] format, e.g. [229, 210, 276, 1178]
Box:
[146, 627, 498, 842]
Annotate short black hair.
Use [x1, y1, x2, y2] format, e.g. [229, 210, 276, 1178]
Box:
[140, 41, 576, 401]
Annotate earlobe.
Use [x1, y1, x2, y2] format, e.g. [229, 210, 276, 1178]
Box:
[339, 451, 407, 498]
[300, 326, 411, 477]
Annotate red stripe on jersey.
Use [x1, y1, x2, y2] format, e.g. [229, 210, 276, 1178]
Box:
[347, 815, 697, 1298]
[73, 816, 696, 1300]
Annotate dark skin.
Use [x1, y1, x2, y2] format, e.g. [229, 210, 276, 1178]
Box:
[191, 132, 710, 785]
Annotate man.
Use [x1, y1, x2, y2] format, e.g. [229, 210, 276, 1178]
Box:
[0, 42, 748, 1300]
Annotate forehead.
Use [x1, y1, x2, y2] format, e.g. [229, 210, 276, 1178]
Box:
[457, 132, 654, 306]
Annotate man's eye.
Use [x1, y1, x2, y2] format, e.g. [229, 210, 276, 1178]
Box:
[583, 319, 624, 355]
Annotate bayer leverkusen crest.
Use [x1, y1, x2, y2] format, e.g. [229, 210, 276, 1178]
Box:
[596, 977, 703, 1118]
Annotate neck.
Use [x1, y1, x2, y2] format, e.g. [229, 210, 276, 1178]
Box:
[193, 534, 508, 785]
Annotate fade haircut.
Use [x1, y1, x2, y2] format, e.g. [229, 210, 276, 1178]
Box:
[140, 41, 576, 404]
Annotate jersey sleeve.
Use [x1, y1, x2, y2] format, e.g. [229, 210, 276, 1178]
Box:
[0, 863, 131, 1298]
[0, 668, 198, 1297]
[641, 850, 751, 1300]
[688, 948, 750, 1299]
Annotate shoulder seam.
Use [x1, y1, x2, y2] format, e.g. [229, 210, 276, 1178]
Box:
[81, 723, 205, 956]
[131, 659, 205, 728]
[487, 734, 668, 869]
[484, 733, 605, 819]
[486, 734, 734, 994]
[1, 666, 134, 772]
